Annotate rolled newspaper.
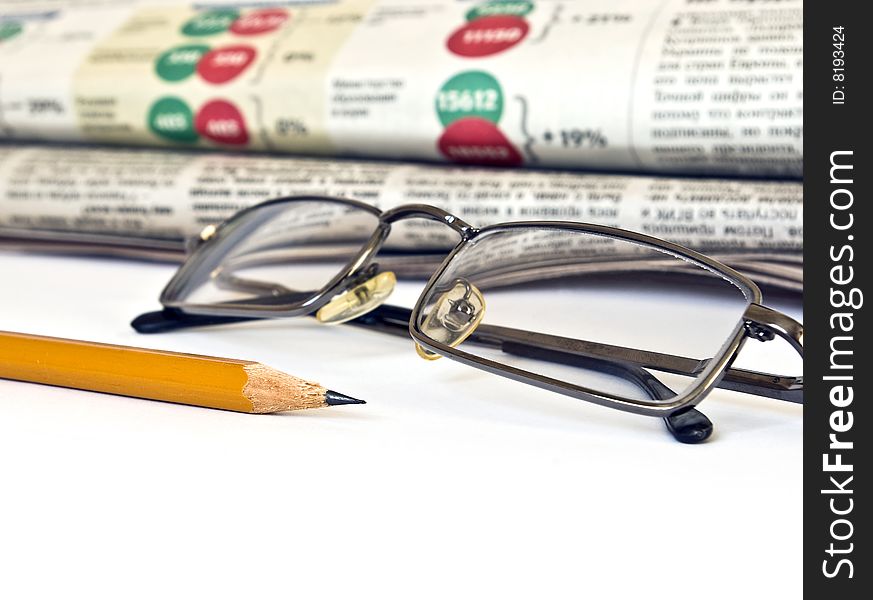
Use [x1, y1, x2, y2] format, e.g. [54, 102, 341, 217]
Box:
[0, 0, 802, 176]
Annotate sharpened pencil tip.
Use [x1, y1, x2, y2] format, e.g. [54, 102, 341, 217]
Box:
[324, 390, 366, 406]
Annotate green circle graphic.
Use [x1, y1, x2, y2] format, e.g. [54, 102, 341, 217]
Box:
[148, 97, 199, 143]
[0, 21, 23, 42]
[155, 44, 210, 82]
[436, 71, 504, 127]
[466, 1, 534, 21]
[181, 9, 239, 37]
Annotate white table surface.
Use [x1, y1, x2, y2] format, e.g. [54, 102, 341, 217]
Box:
[0, 250, 803, 599]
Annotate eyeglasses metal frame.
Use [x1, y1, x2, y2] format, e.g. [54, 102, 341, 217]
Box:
[149, 195, 803, 438]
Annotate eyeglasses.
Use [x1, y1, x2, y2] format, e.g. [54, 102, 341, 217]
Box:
[133, 196, 803, 443]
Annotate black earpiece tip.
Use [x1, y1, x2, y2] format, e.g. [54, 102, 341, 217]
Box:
[131, 309, 180, 334]
[664, 407, 714, 444]
[131, 308, 254, 334]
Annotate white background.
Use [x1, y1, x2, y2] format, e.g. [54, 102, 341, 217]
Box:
[0, 251, 802, 599]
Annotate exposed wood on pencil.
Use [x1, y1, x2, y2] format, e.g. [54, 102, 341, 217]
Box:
[243, 363, 330, 413]
[0, 330, 364, 413]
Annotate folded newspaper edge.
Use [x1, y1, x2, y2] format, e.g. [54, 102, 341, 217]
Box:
[0, 142, 803, 292]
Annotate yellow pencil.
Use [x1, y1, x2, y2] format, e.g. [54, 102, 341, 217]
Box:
[0, 330, 364, 413]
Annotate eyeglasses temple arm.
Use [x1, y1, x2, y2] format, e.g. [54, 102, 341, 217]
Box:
[132, 290, 317, 333]
[355, 304, 804, 405]
[469, 318, 803, 404]
[131, 303, 803, 404]
[131, 308, 258, 333]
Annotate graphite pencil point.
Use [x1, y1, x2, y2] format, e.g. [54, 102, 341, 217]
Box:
[323, 390, 367, 406]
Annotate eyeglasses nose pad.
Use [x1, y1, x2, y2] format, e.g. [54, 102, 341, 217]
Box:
[316, 271, 396, 325]
[415, 278, 485, 361]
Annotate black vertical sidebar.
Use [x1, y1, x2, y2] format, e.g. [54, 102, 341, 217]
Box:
[804, 0, 869, 595]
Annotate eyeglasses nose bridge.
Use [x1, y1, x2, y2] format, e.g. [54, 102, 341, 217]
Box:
[380, 204, 477, 238]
